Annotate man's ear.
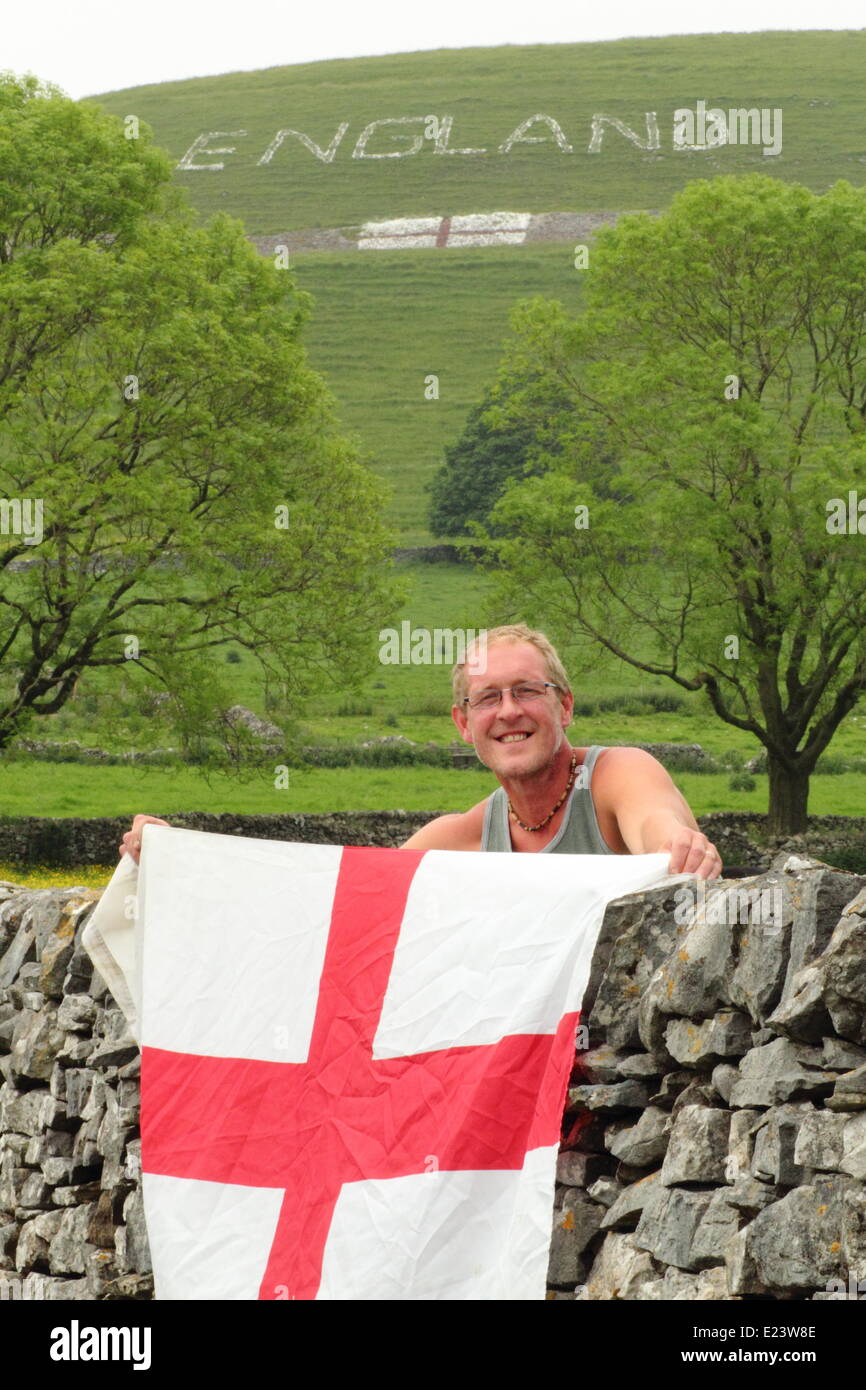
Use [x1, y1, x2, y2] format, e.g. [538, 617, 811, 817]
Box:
[452, 704, 473, 744]
[560, 690, 574, 728]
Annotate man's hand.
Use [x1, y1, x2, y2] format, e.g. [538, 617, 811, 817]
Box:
[119, 814, 171, 864]
[662, 824, 722, 880]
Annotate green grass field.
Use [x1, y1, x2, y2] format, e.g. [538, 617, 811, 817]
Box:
[1, 756, 862, 820]
[13, 554, 866, 785]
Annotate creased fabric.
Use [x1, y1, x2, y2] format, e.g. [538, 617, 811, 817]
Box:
[83, 826, 686, 1300]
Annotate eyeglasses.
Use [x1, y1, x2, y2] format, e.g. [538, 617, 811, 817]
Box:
[462, 681, 561, 710]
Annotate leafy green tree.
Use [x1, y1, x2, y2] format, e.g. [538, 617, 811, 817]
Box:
[482, 174, 866, 835]
[0, 74, 396, 753]
[427, 371, 612, 539]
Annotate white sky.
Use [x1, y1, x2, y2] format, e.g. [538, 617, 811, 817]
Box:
[3, 0, 865, 101]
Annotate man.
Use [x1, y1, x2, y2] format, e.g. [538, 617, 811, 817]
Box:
[119, 623, 721, 880]
[400, 624, 721, 878]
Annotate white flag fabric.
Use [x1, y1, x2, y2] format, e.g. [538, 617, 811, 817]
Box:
[83, 827, 685, 1301]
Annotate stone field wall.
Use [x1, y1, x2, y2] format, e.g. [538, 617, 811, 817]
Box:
[549, 856, 866, 1300]
[2, 809, 866, 870]
[1, 851, 865, 1300]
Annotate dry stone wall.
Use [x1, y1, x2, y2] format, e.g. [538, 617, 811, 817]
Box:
[549, 855, 866, 1300]
[0, 884, 149, 1299]
[2, 809, 865, 872]
[1, 853, 865, 1300]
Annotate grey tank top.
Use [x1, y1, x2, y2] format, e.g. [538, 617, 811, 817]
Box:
[480, 745, 614, 854]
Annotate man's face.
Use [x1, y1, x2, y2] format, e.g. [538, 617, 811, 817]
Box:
[452, 641, 574, 778]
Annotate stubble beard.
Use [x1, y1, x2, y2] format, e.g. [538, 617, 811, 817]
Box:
[480, 728, 569, 781]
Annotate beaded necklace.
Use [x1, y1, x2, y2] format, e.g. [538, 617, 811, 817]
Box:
[507, 752, 579, 833]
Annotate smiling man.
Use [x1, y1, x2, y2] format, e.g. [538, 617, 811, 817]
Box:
[118, 623, 721, 879]
[400, 624, 722, 879]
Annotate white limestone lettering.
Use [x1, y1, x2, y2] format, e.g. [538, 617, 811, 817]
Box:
[176, 130, 247, 172]
[257, 123, 349, 166]
[177, 105, 776, 169]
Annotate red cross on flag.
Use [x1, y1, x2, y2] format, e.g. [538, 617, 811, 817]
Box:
[85, 829, 678, 1300]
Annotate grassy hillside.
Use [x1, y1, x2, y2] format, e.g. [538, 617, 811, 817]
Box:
[91, 33, 866, 235]
[293, 243, 582, 540]
[89, 33, 866, 543]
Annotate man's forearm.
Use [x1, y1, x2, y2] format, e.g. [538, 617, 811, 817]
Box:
[623, 808, 721, 879]
[631, 808, 698, 855]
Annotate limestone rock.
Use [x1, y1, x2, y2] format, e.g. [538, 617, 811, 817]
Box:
[660, 1106, 731, 1185]
[586, 883, 690, 1049]
[633, 1184, 713, 1269]
[711, 1063, 740, 1104]
[840, 1113, 866, 1179]
[729, 1037, 839, 1108]
[576, 1231, 658, 1300]
[586, 1176, 620, 1209]
[726, 1109, 762, 1182]
[555, 1151, 608, 1187]
[749, 1104, 814, 1186]
[48, 1202, 96, 1275]
[600, 1170, 662, 1232]
[780, 869, 866, 1007]
[607, 1106, 672, 1167]
[635, 1265, 736, 1300]
[793, 1109, 848, 1170]
[726, 1176, 855, 1294]
[615, 1052, 665, 1080]
[665, 1010, 753, 1067]
[56, 995, 97, 1033]
[566, 1080, 649, 1113]
[827, 1063, 866, 1112]
[9, 1007, 64, 1083]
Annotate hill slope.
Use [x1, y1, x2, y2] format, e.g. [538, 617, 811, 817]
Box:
[91, 32, 866, 235]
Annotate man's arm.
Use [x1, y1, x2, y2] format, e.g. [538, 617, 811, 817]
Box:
[399, 808, 482, 851]
[596, 748, 722, 879]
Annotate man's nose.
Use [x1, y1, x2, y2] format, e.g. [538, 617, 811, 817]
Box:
[497, 689, 524, 715]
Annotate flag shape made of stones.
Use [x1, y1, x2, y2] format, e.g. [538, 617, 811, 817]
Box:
[83, 827, 679, 1300]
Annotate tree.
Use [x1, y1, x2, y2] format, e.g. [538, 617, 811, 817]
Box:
[427, 371, 613, 539]
[0, 74, 397, 753]
[481, 174, 866, 835]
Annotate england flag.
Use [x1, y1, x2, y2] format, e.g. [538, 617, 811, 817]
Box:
[84, 828, 679, 1300]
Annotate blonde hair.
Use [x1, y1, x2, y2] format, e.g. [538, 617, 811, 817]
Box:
[451, 624, 572, 706]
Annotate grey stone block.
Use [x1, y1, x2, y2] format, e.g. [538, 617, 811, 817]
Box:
[729, 1037, 839, 1108]
[840, 1113, 866, 1179]
[601, 1170, 662, 1232]
[665, 1010, 753, 1067]
[749, 1104, 814, 1186]
[726, 1175, 855, 1294]
[607, 1106, 672, 1167]
[793, 1109, 848, 1170]
[827, 1063, 866, 1112]
[577, 1231, 658, 1300]
[634, 1184, 713, 1269]
[566, 1080, 649, 1113]
[661, 1106, 731, 1185]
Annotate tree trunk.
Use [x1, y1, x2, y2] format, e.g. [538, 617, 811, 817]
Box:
[766, 754, 811, 836]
